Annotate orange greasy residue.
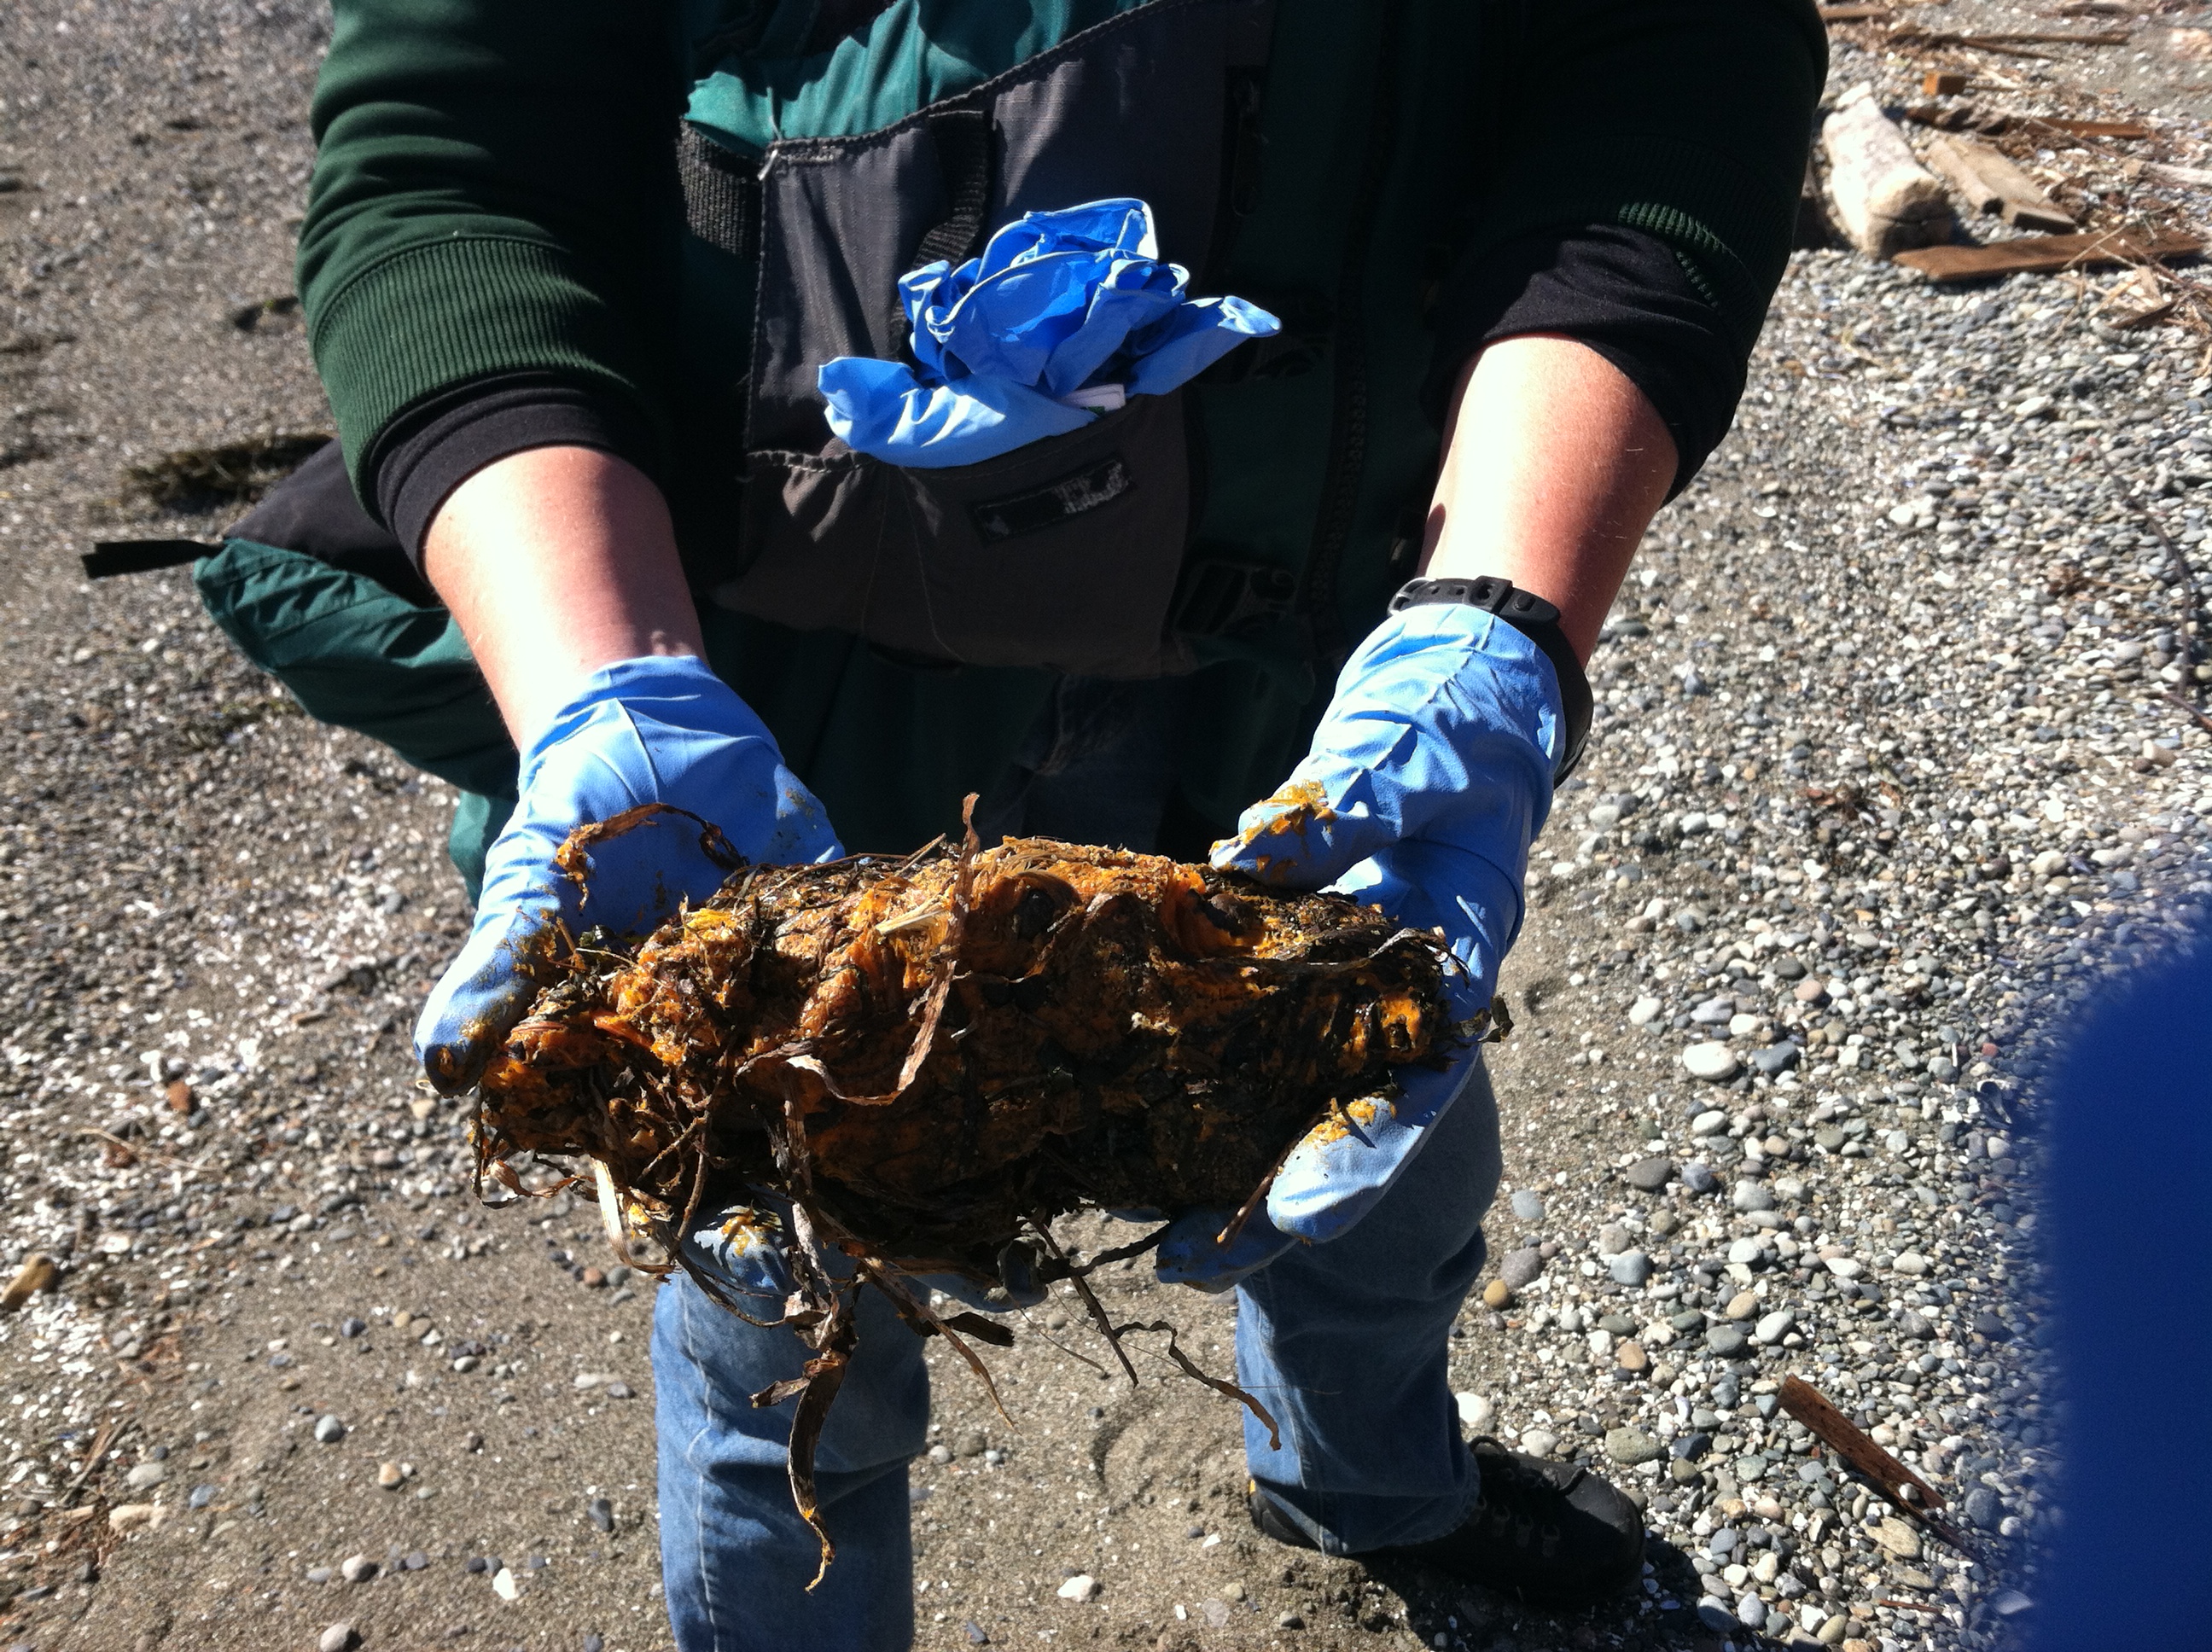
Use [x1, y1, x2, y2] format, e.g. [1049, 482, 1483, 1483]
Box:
[1301, 1094, 1387, 1149]
[720, 1206, 783, 1252]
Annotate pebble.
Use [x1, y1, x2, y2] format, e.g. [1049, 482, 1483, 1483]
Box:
[1519, 1429, 1558, 1457]
[1707, 1325, 1749, 1358]
[1682, 1043, 1741, 1081]
[124, 1462, 165, 1491]
[1499, 1248, 1543, 1289]
[318, 1626, 354, 1652]
[1690, 1108, 1730, 1137]
[1754, 1308, 1796, 1345]
[1731, 1181, 1774, 1213]
[1724, 1290, 1760, 1321]
[1871, 1517, 1922, 1561]
[1615, 1340, 1649, 1375]
[376, 1462, 403, 1489]
[492, 1567, 521, 1601]
[1508, 1189, 1545, 1220]
[1597, 1223, 1630, 1257]
[1481, 1278, 1512, 1311]
[587, 1496, 614, 1533]
[339, 1555, 375, 1585]
[1628, 995, 1662, 1025]
[1056, 1573, 1101, 1602]
[1455, 1393, 1494, 1431]
[189, 1483, 216, 1509]
[313, 1415, 346, 1445]
[338, 1318, 366, 1339]
[1624, 1155, 1673, 1191]
[1679, 1162, 1719, 1195]
[1965, 1487, 2002, 1530]
[1607, 1250, 1651, 1287]
[1823, 1256, 1864, 1280]
[1603, 1426, 1662, 1466]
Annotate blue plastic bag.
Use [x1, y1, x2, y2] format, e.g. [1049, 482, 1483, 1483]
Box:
[819, 198, 1278, 468]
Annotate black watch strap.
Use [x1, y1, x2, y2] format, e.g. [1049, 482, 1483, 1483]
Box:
[1388, 576, 1592, 782]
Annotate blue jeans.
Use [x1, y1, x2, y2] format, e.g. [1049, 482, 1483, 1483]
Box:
[650, 677, 1507, 1649]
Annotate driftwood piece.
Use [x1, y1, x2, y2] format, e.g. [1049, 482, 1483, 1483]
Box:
[1894, 227, 2202, 281]
[1824, 84, 1954, 256]
[1778, 1376, 1979, 1558]
[1923, 131, 2075, 231]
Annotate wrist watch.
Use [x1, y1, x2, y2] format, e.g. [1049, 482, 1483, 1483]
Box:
[1387, 575, 1592, 782]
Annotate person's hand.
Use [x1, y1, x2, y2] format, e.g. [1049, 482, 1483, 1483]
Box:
[416, 654, 843, 1091]
[1155, 602, 1565, 1287]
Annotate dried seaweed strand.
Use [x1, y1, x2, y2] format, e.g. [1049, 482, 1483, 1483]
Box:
[1028, 1213, 1138, 1385]
[1112, 1320, 1282, 1451]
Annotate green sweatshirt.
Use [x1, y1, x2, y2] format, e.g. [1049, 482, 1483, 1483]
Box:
[297, 0, 1825, 852]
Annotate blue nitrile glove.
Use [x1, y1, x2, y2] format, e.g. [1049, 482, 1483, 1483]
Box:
[416, 655, 844, 1091]
[1155, 602, 1566, 1288]
[819, 197, 1278, 468]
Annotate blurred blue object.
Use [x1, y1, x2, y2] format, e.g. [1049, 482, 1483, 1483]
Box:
[819, 198, 1278, 468]
[2032, 935, 2212, 1649]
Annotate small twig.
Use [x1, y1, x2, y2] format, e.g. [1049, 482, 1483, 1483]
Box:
[55, 1417, 125, 1509]
[2168, 690, 2212, 734]
[1778, 1376, 1980, 1559]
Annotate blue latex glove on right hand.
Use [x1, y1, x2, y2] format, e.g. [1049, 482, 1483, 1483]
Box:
[1156, 602, 1565, 1288]
[416, 654, 843, 1091]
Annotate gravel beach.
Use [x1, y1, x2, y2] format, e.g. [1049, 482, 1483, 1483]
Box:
[4, 5, 2212, 1650]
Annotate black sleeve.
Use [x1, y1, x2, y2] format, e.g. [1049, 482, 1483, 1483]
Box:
[1422, 224, 1743, 497]
[363, 374, 664, 569]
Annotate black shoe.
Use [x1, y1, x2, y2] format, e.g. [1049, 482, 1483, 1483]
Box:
[1247, 1438, 1646, 1608]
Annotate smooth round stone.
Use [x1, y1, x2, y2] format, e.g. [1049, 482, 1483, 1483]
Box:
[1683, 1043, 1742, 1081]
[1604, 1427, 1664, 1466]
[1892, 1250, 1930, 1275]
[1481, 1279, 1513, 1311]
[1751, 1043, 1802, 1074]
[319, 1626, 355, 1652]
[1625, 1155, 1674, 1191]
[1680, 1162, 1719, 1195]
[1738, 1592, 1767, 1627]
[1598, 1223, 1631, 1257]
[1499, 1248, 1544, 1289]
[1520, 1428, 1560, 1457]
[1724, 1290, 1760, 1321]
[1707, 1325, 1749, 1358]
[1731, 1181, 1774, 1213]
[1609, 1250, 1652, 1287]
[1754, 1308, 1796, 1344]
[1965, 1487, 2002, 1529]
[1735, 1456, 1768, 1482]
[1824, 1256, 1864, 1279]
[313, 1414, 346, 1445]
[1670, 1430, 1712, 1461]
[1509, 1189, 1545, 1221]
[1455, 1393, 1495, 1432]
[1691, 1108, 1730, 1136]
[1727, 1013, 1762, 1038]
[1726, 1236, 1765, 1265]
[1628, 995, 1663, 1026]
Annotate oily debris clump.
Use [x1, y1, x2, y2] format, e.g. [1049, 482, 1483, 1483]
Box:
[470, 806, 1464, 1579]
[474, 810, 1458, 1281]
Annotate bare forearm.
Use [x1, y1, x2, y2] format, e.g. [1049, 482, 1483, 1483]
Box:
[422, 446, 704, 743]
[1422, 334, 1678, 663]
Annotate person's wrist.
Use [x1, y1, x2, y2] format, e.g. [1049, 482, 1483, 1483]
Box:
[518, 652, 747, 771]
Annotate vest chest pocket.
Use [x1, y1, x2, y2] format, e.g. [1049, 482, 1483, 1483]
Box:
[703, 0, 1276, 679]
[734, 391, 1192, 678]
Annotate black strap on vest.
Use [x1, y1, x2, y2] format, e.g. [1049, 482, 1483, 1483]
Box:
[81, 540, 218, 579]
[678, 122, 760, 264]
[914, 109, 994, 270]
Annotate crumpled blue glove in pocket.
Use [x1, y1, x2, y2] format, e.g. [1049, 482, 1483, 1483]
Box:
[1155, 603, 1567, 1289]
[820, 197, 1278, 468]
[416, 654, 844, 1091]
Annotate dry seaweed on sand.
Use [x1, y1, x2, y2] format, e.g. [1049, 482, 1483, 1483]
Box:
[471, 801, 1487, 1579]
[119, 430, 331, 512]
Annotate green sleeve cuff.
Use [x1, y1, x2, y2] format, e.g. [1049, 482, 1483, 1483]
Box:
[307, 234, 661, 492]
